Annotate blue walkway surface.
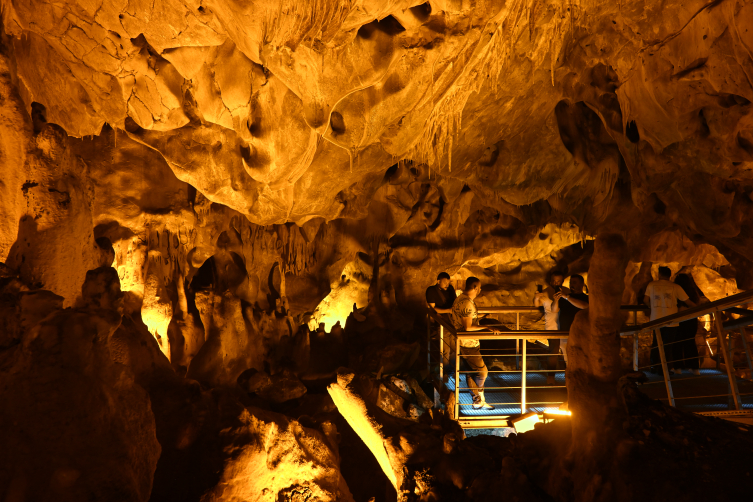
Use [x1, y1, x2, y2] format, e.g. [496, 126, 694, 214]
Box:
[637, 368, 753, 412]
[446, 368, 753, 420]
[446, 372, 568, 417]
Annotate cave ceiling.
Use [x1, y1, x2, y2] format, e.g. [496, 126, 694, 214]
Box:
[1, 0, 753, 313]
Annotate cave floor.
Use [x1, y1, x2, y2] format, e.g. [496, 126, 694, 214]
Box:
[447, 369, 753, 422]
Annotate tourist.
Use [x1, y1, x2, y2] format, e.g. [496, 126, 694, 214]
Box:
[674, 273, 708, 375]
[427, 272, 458, 365]
[450, 277, 500, 410]
[643, 267, 696, 374]
[426, 272, 457, 313]
[552, 274, 589, 384]
[535, 272, 564, 384]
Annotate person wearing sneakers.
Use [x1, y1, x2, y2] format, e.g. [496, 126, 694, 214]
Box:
[674, 273, 708, 376]
[450, 277, 500, 410]
[643, 267, 696, 375]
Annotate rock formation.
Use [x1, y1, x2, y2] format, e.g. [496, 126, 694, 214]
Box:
[2, 0, 753, 501]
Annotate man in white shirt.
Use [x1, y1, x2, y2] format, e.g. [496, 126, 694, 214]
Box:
[643, 267, 696, 374]
[450, 277, 500, 410]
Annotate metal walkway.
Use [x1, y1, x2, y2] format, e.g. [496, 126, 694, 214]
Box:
[446, 371, 568, 428]
[428, 289, 753, 429]
[635, 369, 753, 414]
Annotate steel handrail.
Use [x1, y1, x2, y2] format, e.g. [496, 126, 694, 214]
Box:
[616, 289, 753, 413]
[477, 306, 540, 313]
[454, 331, 568, 340]
[427, 295, 753, 426]
[619, 288, 753, 336]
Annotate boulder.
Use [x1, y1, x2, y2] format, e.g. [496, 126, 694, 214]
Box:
[0, 279, 160, 501]
[201, 405, 354, 502]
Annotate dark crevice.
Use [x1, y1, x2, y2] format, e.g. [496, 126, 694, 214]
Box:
[187, 185, 197, 205]
[410, 2, 432, 22]
[428, 196, 445, 232]
[190, 257, 216, 291]
[670, 57, 708, 80]
[626, 120, 640, 143]
[330, 111, 345, 134]
[357, 15, 406, 39]
[31, 102, 47, 134]
[699, 109, 710, 137]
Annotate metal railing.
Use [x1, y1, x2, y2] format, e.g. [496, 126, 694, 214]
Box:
[426, 294, 753, 427]
[619, 289, 753, 413]
[426, 307, 568, 427]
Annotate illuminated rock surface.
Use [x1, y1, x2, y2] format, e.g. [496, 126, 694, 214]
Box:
[2, 0, 753, 501]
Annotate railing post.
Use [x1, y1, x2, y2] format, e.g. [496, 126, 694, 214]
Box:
[633, 333, 639, 371]
[521, 336, 527, 415]
[739, 328, 753, 379]
[439, 324, 444, 381]
[655, 328, 676, 407]
[454, 336, 460, 421]
[714, 314, 741, 411]
[516, 312, 520, 331]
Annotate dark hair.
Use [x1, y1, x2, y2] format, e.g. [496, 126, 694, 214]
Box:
[551, 271, 564, 278]
[570, 274, 585, 284]
[437, 272, 450, 280]
[658, 266, 672, 278]
[465, 276, 481, 291]
[674, 273, 703, 304]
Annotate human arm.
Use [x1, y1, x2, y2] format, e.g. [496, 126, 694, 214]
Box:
[460, 315, 500, 333]
[563, 294, 589, 309]
[675, 284, 696, 308]
[551, 293, 561, 313]
[427, 302, 452, 314]
[534, 291, 545, 307]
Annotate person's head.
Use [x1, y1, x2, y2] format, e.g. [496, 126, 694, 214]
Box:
[658, 266, 672, 280]
[675, 273, 701, 303]
[464, 276, 481, 297]
[550, 272, 564, 287]
[437, 272, 451, 290]
[569, 274, 585, 293]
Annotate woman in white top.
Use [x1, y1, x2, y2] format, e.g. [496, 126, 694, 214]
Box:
[535, 272, 567, 385]
[534, 273, 564, 328]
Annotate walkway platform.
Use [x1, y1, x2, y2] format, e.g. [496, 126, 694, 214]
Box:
[429, 289, 753, 430]
[637, 369, 753, 415]
[446, 371, 568, 428]
[446, 369, 753, 428]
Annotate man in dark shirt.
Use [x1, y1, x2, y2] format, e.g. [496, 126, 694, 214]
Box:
[426, 272, 457, 368]
[553, 274, 589, 330]
[426, 272, 456, 313]
[551, 274, 589, 384]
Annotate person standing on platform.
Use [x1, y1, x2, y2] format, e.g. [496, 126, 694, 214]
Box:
[450, 277, 500, 410]
[643, 267, 696, 374]
[426, 272, 457, 365]
[552, 274, 589, 385]
[426, 272, 457, 313]
[536, 272, 565, 384]
[674, 273, 708, 375]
